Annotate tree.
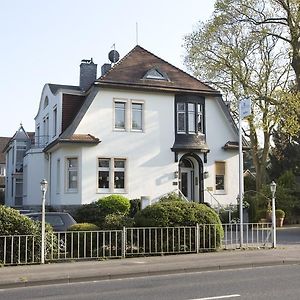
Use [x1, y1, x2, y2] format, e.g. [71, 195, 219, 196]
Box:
[215, 0, 300, 90]
[268, 129, 300, 179]
[184, 0, 295, 190]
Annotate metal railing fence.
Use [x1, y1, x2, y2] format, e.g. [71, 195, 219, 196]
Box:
[0, 223, 273, 265]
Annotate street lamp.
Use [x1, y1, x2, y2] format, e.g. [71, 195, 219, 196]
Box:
[270, 181, 277, 248]
[40, 179, 48, 264]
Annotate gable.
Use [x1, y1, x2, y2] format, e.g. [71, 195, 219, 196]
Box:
[96, 46, 220, 95]
[62, 94, 86, 132]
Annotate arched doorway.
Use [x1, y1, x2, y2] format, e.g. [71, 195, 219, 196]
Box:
[179, 153, 204, 202]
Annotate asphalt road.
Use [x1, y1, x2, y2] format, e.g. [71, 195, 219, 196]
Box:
[277, 226, 300, 245]
[1, 264, 300, 300]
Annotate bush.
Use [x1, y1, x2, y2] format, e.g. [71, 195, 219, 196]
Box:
[276, 209, 285, 218]
[68, 223, 99, 231]
[129, 199, 141, 217]
[134, 200, 223, 248]
[102, 213, 134, 230]
[158, 192, 185, 203]
[0, 205, 57, 264]
[96, 195, 130, 215]
[74, 195, 131, 228]
[74, 203, 102, 225]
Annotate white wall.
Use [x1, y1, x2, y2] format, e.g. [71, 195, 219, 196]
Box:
[23, 150, 47, 206]
[72, 88, 177, 204]
[204, 96, 239, 206]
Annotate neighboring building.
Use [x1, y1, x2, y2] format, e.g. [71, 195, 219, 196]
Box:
[4, 126, 34, 207]
[0, 136, 10, 203]
[5, 45, 242, 210]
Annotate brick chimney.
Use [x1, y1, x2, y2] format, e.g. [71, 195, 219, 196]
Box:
[79, 58, 97, 91]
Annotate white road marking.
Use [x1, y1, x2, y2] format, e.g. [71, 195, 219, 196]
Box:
[189, 294, 240, 300]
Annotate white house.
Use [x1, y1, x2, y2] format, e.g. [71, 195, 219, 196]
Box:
[5, 45, 242, 210]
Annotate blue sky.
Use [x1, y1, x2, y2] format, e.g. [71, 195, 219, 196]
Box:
[0, 0, 215, 136]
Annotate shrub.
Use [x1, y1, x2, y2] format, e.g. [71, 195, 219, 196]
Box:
[0, 205, 38, 235]
[96, 195, 130, 215]
[276, 209, 285, 218]
[74, 203, 102, 225]
[102, 213, 134, 230]
[134, 200, 223, 248]
[129, 199, 141, 217]
[158, 192, 185, 203]
[68, 223, 99, 231]
[0, 205, 57, 264]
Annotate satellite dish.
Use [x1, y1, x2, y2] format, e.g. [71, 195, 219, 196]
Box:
[108, 50, 120, 63]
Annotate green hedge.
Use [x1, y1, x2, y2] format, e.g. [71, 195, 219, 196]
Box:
[68, 223, 100, 231]
[134, 200, 223, 249]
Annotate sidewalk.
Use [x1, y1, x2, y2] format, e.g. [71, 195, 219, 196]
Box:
[0, 245, 299, 289]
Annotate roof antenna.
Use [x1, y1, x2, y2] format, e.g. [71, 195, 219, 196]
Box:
[136, 22, 139, 45]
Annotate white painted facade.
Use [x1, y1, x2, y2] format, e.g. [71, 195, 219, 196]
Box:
[6, 47, 240, 209]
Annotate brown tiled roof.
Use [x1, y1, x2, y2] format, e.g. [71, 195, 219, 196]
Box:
[63, 134, 100, 143]
[62, 94, 86, 132]
[0, 137, 10, 163]
[44, 134, 100, 152]
[96, 45, 220, 95]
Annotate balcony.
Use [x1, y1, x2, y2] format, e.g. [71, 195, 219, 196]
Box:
[28, 136, 51, 149]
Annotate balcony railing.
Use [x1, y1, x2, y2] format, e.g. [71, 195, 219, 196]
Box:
[27, 136, 51, 149]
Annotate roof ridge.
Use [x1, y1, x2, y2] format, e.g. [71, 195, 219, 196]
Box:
[97, 45, 218, 93]
[132, 45, 218, 92]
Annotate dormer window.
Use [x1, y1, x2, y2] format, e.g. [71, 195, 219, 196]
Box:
[143, 68, 169, 81]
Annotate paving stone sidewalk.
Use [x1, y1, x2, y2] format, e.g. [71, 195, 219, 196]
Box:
[0, 245, 299, 289]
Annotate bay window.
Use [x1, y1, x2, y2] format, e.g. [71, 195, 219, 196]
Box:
[176, 102, 204, 135]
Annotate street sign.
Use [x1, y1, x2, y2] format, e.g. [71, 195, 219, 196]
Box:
[240, 97, 251, 119]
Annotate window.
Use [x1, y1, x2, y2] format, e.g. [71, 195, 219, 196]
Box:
[53, 107, 57, 137]
[114, 159, 125, 189]
[215, 162, 225, 193]
[56, 159, 60, 194]
[188, 103, 196, 133]
[131, 103, 143, 130]
[36, 125, 40, 147]
[66, 158, 78, 192]
[177, 103, 186, 133]
[44, 96, 49, 109]
[43, 115, 49, 145]
[143, 68, 169, 81]
[98, 158, 126, 192]
[98, 159, 110, 189]
[176, 102, 204, 135]
[0, 164, 5, 176]
[114, 102, 126, 129]
[197, 104, 204, 133]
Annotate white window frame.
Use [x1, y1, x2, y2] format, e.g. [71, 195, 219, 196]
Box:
[215, 161, 226, 194]
[113, 99, 127, 131]
[177, 103, 186, 134]
[53, 106, 57, 138]
[43, 115, 49, 145]
[188, 103, 196, 134]
[65, 157, 78, 193]
[97, 158, 111, 193]
[130, 100, 144, 132]
[97, 158, 127, 194]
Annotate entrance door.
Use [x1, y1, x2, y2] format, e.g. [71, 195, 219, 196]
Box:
[180, 168, 194, 200]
